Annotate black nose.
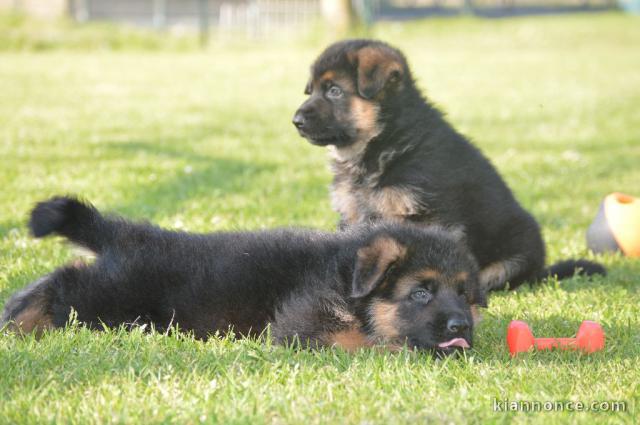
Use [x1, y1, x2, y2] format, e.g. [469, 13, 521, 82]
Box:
[447, 317, 469, 334]
[292, 112, 306, 129]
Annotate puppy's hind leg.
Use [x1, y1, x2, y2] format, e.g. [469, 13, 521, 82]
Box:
[479, 257, 529, 292]
[1, 264, 108, 336]
[1, 274, 58, 337]
[480, 213, 548, 292]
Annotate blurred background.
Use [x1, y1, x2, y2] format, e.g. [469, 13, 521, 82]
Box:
[1, 0, 637, 41]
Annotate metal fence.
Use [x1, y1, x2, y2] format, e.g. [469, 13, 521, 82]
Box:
[68, 0, 321, 37]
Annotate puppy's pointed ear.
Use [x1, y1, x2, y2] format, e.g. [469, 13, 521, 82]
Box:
[349, 45, 404, 100]
[352, 236, 407, 298]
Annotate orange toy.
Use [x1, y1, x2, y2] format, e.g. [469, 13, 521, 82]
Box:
[587, 192, 640, 257]
[507, 321, 605, 356]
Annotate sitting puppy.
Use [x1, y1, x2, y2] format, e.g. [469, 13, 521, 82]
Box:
[1, 196, 486, 354]
[292, 39, 605, 291]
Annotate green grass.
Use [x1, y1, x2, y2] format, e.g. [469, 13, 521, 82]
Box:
[1, 12, 639, 424]
[0, 13, 199, 51]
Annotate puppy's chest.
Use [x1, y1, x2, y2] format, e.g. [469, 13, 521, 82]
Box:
[331, 172, 424, 224]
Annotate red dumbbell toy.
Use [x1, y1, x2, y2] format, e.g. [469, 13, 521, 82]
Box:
[507, 320, 605, 356]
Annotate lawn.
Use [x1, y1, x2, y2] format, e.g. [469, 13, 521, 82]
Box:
[0, 12, 639, 424]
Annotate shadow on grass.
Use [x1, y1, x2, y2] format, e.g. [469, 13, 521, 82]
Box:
[100, 140, 277, 220]
[0, 139, 277, 233]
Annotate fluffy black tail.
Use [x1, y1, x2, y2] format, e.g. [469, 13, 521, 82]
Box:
[542, 259, 606, 280]
[29, 196, 109, 253]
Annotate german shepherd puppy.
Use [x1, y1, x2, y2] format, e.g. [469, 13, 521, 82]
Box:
[1, 196, 486, 354]
[292, 39, 605, 291]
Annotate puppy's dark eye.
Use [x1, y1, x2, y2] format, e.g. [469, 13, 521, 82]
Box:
[383, 263, 397, 280]
[410, 289, 432, 304]
[326, 85, 343, 99]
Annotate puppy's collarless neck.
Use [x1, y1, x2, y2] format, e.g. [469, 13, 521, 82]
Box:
[330, 131, 419, 187]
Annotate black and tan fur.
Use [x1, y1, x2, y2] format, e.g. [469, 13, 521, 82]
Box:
[1, 196, 485, 354]
[293, 39, 605, 291]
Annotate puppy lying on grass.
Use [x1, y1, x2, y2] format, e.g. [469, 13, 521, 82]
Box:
[1, 196, 486, 354]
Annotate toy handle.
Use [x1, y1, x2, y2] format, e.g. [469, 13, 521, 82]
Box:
[534, 337, 576, 351]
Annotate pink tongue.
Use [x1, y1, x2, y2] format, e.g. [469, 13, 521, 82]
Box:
[438, 338, 470, 349]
